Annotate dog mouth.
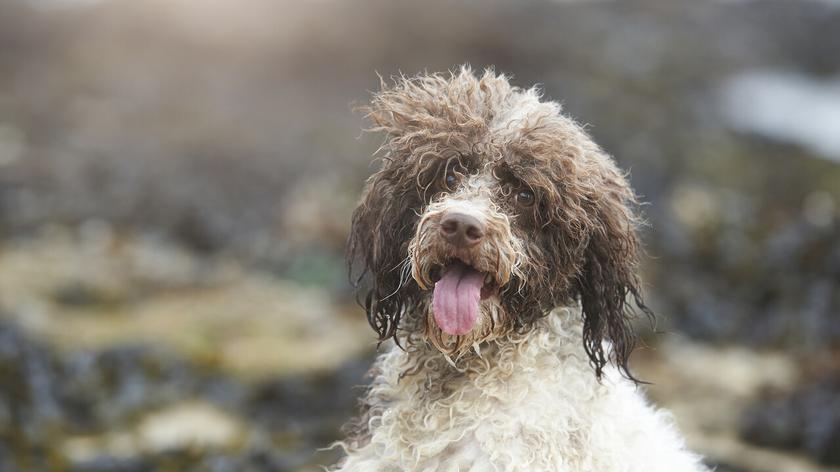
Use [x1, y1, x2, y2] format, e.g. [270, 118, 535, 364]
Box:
[428, 258, 499, 336]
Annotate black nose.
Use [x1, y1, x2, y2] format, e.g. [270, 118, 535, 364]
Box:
[439, 212, 485, 248]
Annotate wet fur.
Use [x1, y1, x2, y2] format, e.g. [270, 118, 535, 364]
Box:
[334, 308, 705, 471]
[349, 67, 647, 378]
[337, 67, 704, 471]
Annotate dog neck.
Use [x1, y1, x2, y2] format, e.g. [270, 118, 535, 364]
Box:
[335, 306, 706, 471]
[387, 305, 605, 404]
[336, 305, 616, 468]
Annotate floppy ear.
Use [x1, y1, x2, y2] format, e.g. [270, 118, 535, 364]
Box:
[347, 167, 422, 344]
[348, 77, 437, 344]
[574, 155, 652, 382]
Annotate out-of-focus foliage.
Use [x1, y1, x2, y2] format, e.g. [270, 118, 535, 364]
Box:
[0, 0, 838, 471]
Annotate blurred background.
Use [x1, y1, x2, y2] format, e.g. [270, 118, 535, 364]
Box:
[0, 0, 838, 470]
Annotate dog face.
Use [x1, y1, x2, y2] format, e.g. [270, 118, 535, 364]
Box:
[348, 67, 650, 379]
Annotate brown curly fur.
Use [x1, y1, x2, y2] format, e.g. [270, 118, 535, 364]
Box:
[348, 66, 652, 381]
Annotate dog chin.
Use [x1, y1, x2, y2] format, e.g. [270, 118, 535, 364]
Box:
[423, 294, 510, 358]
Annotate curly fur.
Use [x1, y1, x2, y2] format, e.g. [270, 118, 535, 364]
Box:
[337, 66, 705, 471]
[334, 308, 705, 471]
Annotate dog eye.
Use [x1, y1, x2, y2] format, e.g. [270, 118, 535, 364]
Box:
[516, 189, 535, 207]
[444, 172, 458, 190]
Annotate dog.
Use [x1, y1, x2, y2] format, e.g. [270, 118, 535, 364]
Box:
[332, 67, 706, 471]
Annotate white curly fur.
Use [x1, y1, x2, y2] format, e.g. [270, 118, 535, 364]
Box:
[332, 306, 707, 471]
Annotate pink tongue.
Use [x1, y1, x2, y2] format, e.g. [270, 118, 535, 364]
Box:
[432, 262, 484, 335]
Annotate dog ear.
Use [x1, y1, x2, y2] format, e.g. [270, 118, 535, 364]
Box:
[574, 156, 652, 382]
[347, 168, 421, 344]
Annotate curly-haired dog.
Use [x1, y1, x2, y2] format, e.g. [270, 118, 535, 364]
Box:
[333, 67, 706, 471]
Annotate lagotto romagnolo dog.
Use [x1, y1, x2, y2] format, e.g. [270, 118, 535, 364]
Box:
[332, 67, 707, 471]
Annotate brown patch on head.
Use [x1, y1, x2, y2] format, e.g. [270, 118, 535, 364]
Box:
[348, 66, 652, 381]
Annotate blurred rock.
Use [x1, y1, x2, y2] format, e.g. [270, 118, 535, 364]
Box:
[741, 376, 840, 466]
[0, 319, 369, 471]
[246, 357, 370, 441]
[0, 229, 373, 378]
[137, 402, 244, 453]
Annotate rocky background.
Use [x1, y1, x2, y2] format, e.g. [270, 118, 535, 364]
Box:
[0, 0, 838, 470]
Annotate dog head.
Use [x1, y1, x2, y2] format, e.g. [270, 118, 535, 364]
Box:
[348, 67, 650, 379]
